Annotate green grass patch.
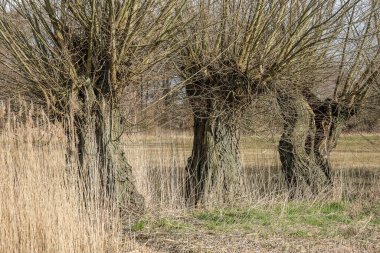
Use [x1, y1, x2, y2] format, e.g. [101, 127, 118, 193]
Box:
[190, 201, 379, 238]
[193, 208, 272, 231]
[156, 218, 188, 231]
[133, 200, 380, 240]
[131, 217, 189, 233]
[289, 229, 310, 238]
[131, 220, 146, 232]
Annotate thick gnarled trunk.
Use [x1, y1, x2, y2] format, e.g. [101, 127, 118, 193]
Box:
[183, 67, 249, 206]
[277, 93, 329, 197]
[185, 113, 244, 206]
[312, 101, 335, 185]
[311, 100, 349, 186]
[66, 90, 144, 213]
[95, 103, 145, 213]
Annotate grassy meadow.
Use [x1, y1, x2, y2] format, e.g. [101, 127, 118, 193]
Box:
[126, 133, 380, 252]
[1, 114, 379, 252]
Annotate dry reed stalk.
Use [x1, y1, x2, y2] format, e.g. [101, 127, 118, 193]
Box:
[125, 132, 379, 210]
[1, 103, 378, 252]
[0, 103, 157, 253]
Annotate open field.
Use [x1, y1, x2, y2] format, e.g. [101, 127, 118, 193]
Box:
[125, 133, 380, 169]
[1, 123, 379, 252]
[124, 132, 380, 252]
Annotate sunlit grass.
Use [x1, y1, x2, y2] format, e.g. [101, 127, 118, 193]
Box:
[133, 200, 380, 240]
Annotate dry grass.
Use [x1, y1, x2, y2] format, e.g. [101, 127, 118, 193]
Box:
[0, 110, 158, 253]
[125, 132, 380, 252]
[0, 107, 379, 252]
[125, 132, 380, 209]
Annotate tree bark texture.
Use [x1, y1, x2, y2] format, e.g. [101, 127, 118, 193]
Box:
[277, 93, 330, 197]
[310, 100, 335, 185]
[65, 85, 144, 214]
[310, 98, 352, 186]
[185, 114, 244, 206]
[185, 80, 245, 206]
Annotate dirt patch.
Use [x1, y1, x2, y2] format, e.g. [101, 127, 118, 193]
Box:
[135, 231, 380, 253]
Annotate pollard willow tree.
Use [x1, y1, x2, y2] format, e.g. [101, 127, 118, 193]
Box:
[276, 0, 380, 197]
[176, 0, 354, 206]
[306, 0, 380, 190]
[0, 0, 185, 212]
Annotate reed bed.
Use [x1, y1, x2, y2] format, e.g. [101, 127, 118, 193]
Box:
[0, 106, 155, 253]
[0, 104, 379, 252]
